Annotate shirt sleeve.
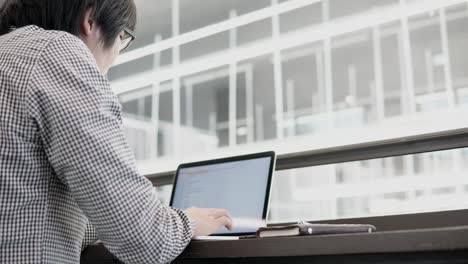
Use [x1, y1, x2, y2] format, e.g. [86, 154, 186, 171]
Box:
[81, 220, 98, 252]
[26, 33, 194, 264]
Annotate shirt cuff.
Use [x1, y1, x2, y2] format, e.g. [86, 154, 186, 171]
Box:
[186, 213, 197, 237]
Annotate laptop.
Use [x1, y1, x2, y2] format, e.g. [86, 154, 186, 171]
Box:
[169, 151, 276, 240]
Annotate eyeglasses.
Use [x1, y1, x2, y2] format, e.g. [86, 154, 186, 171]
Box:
[120, 28, 135, 53]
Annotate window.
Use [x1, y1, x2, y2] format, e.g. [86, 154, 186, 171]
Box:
[110, 0, 468, 221]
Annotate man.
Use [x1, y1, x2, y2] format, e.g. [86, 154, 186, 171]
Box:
[0, 0, 232, 263]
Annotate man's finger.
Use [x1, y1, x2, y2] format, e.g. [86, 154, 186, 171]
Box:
[209, 208, 229, 219]
[216, 216, 233, 231]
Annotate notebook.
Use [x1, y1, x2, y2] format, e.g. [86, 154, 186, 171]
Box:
[257, 222, 376, 238]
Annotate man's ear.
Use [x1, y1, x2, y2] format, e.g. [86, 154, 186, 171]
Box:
[80, 8, 95, 37]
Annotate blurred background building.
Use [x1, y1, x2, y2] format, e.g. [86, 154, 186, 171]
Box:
[108, 0, 468, 223]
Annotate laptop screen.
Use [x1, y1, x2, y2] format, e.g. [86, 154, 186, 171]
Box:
[170, 152, 275, 235]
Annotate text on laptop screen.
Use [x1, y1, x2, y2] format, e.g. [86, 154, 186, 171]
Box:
[171, 157, 272, 234]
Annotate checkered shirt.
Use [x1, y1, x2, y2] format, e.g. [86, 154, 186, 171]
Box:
[0, 25, 194, 264]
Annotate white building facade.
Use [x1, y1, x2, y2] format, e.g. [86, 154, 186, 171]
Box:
[109, 0, 468, 222]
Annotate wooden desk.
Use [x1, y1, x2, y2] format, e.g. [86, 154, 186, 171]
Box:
[81, 226, 468, 264]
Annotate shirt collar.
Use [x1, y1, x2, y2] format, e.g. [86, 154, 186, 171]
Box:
[10, 25, 43, 33]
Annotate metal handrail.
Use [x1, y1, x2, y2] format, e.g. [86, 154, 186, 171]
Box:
[146, 127, 468, 186]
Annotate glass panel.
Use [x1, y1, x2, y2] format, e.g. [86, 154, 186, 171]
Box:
[119, 86, 153, 161]
[447, 4, 468, 105]
[329, 0, 398, 20]
[129, 0, 173, 49]
[112, 1, 468, 217]
[180, 32, 229, 62]
[239, 55, 276, 142]
[269, 148, 468, 222]
[237, 18, 272, 46]
[158, 81, 175, 158]
[279, 3, 322, 34]
[381, 21, 403, 118]
[281, 43, 323, 138]
[331, 29, 373, 124]
[108, 55, 155, 83]
[155, 185, 173, 206]
[180, 0, 271, 34]
[409, 12, 448, 112]
[181, 66, 229, 150]
[235, 71, 249, 145]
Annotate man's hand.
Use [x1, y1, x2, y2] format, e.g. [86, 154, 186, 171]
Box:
[186, 207, 233, 237]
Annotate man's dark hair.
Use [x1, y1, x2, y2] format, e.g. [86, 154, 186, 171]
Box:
[0, 0, 137, 48]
